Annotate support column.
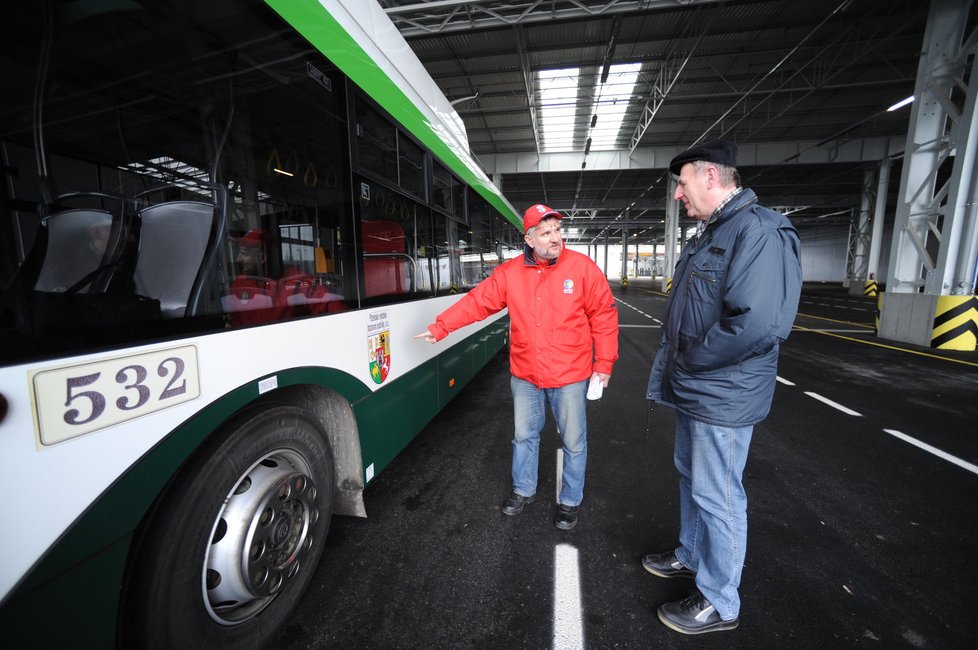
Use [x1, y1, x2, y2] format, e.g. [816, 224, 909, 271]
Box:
[662, 175, 678, 292]
[603, 230, 610, 278]
[847, 170, 874, 295]
[880, 0, 978, 350]
[866, 159, 891, 289]
[620, 228, 629, 286]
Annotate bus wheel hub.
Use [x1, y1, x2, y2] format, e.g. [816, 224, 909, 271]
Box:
[202, 451, 319, 625]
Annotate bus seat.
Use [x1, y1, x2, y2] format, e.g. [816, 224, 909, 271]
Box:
[134, 201, 213, 317]
[362, 220, 409, 297]
[278, 274, 315, 306]
[304, 280, 345, 313]
[223, 276, 279, 325]
[221, 291, 275, 312]
[33, 209, 114, 292]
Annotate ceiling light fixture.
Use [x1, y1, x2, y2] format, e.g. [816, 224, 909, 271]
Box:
[886, 96, 914, 112]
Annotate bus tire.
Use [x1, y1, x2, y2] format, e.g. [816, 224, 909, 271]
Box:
[122, 404, 334, 649]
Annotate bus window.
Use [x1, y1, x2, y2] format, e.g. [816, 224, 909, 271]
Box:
[358, 180, 436, 300]
[398, 132, 424, 199]
[432, 163, 453, 213]
[223, 212, 353, 326]
[276, 223, 347, 315]
[355, 101, 398, 185]
[461, 190, 497, 287]
[223, 229, 279, 326]
[437, 217, 463, 292]
[362, 219, 408, 297]
[496, 212, 525, 259]
[451, 173, 466, 222]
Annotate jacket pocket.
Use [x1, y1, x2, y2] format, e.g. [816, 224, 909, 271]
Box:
[687, 252, 728, 287]
[681, 253, 728, 337]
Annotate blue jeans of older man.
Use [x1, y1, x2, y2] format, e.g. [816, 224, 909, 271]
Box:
[671, 412, 754, 622]
[510, 376, 588, 507]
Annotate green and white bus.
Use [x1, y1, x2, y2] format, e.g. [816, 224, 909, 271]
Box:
[0, 1, 523, 647]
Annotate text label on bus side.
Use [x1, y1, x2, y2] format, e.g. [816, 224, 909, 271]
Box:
[30, 345, 201, 446]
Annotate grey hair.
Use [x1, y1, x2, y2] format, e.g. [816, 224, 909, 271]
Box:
[693, 159, 741, 188]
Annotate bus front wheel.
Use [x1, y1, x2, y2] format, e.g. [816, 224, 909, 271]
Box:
[123, 404, 334, 649]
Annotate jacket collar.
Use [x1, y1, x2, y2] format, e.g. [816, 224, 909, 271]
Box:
[523, 244, 559, 267]
[706, 187, 758, 228]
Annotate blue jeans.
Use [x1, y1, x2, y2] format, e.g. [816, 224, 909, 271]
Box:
[510, 376, 589, 507]
[672, 412, 753, 621]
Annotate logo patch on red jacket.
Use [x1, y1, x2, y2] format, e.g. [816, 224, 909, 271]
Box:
[563, 279, 575, 294]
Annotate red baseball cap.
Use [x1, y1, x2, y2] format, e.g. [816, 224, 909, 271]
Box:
[523, 204, 562, 233]
[238, 228, 265, 248]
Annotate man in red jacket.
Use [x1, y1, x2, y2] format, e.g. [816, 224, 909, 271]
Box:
[415, 204, 618, 529]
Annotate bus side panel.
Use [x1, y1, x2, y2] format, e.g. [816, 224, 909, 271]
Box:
[353, 356, 439, 480]
[0, 369, 370, 648]
[438, 335, 482, 403]
[352, 319, 509, 485]
[0, 326, 507, 647]
[483, 318, 510, 365]
[0, 539, 128, 649]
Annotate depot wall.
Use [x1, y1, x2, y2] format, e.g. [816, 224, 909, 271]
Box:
[568, 227, 893, 284]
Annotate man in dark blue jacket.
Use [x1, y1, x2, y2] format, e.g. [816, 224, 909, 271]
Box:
[644, 140, 802, 634]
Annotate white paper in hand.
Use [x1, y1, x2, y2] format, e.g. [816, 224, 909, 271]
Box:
[586, 375, 604, 400]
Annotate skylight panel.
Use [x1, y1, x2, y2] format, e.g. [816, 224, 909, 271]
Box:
[535, 63, 641, 153]
[537, 67, 581, 153]
[589, 63, 641, 150]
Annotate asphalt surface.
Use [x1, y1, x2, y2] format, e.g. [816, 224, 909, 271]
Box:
[270, 281, 978, 649]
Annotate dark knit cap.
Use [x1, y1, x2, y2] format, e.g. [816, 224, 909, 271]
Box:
[669, 139, 738, 175]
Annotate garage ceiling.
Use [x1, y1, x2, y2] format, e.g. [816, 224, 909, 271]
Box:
[378, 0, 933, 244]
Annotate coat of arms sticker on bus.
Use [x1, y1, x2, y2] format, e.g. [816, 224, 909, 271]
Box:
[368, 310, 391, 384]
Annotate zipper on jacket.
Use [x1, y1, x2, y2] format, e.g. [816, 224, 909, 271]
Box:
[689, 270, 718, 284]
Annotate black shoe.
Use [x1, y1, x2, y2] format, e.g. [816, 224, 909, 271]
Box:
[657, 591, 739, 635]
[554, 504, 579, 530]
[641, 551, 695, 579]
[501, 491, 535, 515]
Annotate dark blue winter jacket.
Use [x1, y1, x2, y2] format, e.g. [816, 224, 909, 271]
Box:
[647, 188, 802, 426]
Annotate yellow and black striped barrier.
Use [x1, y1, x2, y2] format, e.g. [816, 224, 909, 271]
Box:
[666, 277, 672, 294]
[620, 276, 628, 288]
[931, 295, 978, 350]
[864, 280, 878, 297]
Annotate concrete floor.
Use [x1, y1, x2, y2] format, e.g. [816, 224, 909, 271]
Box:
[270, 281, 978, 649]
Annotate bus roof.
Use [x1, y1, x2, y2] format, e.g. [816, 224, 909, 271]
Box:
[267, 0, 523, 231]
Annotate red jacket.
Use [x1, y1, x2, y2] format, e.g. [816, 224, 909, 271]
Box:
[428, 248, 619, 388]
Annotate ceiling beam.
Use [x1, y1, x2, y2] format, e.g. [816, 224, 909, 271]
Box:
[514, 24, 542, 157]
[478, 136, 905, 174]
[383, 0, 732, 37]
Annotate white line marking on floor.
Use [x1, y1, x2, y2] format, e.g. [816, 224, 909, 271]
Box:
[615, 298, 656, 319]
[553, 544, 584, 650]
[804, 392, 862, 416]
[776, 376, 796, 386]
[883, 429, 978, 476]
